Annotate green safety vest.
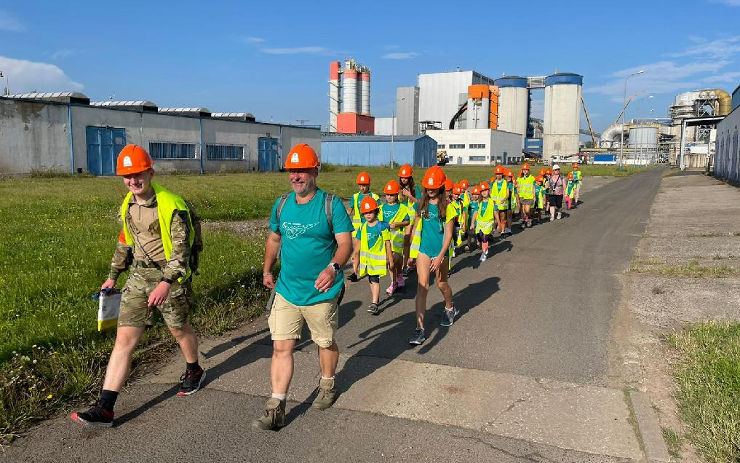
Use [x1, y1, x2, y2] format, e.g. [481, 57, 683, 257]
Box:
[517, 175, 535, 200]
[120, 182, 195, 283]
[352, 192, 380, 230]
[359, 222, 388, 277]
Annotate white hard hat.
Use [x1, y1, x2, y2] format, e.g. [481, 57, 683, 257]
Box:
[552, 164, 561, 170]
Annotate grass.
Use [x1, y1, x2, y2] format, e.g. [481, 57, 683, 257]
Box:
[629, 259, 737, 278]
[668, 322, 740, 462]
[661, 427, 682, 459]
[0, 163, 645, 440]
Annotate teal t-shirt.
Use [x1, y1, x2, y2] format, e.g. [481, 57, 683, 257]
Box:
[270, 189, 354, 306]
[413, 202, 457, 257]
[469, 201, 480, 217]
[381, 202, 409, 225]
[354, 221, 390, 248]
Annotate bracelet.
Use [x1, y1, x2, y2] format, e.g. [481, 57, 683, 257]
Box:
[160, 277, 174, 284]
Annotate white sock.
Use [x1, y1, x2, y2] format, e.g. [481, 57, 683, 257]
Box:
[321, 376, 335, 380]
[271, 393, 286, 400]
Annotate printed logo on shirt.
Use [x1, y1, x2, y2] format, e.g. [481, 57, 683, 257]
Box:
[281, 221, 318, 240]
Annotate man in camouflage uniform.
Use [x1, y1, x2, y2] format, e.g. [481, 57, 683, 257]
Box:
[71, 144, 204, 428]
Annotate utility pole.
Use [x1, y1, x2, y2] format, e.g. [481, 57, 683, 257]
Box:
[619, 70, 644, 169]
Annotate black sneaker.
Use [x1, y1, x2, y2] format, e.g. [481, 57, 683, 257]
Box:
[347, 273, 358, 282]
[71, 401, 114, 428]
[440, 307, 459, 327]
[367, 303, 380, 315]
[178, 368, 206, 396]
[408, 328, 426, 345]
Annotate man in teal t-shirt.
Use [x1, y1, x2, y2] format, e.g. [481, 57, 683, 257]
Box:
[256, 143, 353, 431]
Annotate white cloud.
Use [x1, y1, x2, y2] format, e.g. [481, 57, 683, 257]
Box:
[382, 52, 419, 60]
[50, 49, 80, 60]
[384, 45, 400, 50]
[669, 35, 740, 59]
[243, 37, 265, 44]
[260, 46, 330, 55]
[0, 55, 83, 92]
[703, 71, 740, 83]
[0, 10, 24, 32]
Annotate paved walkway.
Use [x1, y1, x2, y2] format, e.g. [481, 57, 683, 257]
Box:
[6, 172, 667, 463]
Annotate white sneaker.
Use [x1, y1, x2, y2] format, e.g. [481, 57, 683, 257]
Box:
[479, 252, 487, 262]
[557, 212, 562, 220]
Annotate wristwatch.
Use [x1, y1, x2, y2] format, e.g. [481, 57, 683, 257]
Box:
[328, 262, 341, 273]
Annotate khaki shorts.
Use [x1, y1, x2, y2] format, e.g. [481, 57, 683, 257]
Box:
[118, 268, 191, 329]
[268, 292, 339, 348]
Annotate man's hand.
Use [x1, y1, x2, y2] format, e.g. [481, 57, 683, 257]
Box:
[148, 281, 171, 307]
[101, 279, 116, 291]
[263, 273, 276, 289]
[314, 267, 336, 293]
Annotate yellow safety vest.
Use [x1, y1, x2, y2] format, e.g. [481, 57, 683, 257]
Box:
[120, 182, 195, 283]
[574, 170, 583, 183]
[517, 175, 535, 200]
[409, 203, 457, 260]
[492, 181, 509, 211]
[359, 222, 389, 277]
[379, 203, 409, 255]
[475, 199, 495, 235]
[352, 192, 380, 230]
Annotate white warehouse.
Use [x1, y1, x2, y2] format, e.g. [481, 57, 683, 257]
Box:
[425, 129, 523, 165]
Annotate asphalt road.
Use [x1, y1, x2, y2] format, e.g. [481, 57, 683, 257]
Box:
[5, 170, 664, 463]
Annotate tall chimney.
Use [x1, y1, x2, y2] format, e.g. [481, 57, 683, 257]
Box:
[328, 61, 341, 132]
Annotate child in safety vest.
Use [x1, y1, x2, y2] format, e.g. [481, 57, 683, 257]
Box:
[398, 164, 421, 277]
[450, 184, 468, 257]
[347, 171, 380, 282]
[565, 172, 576, 210]
[572, 162, 582, 207]
[380, 180, 410, 294]
[534, 175, 546, 223]
[467, 185, 481, 250]
[354, 196, 394, 315]
[505, 170, 516, 236]
[490, 166, 509, 236]
[473, 182, 496, 262]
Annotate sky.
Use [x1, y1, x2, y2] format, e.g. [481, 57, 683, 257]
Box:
[1, 0, 739, 134]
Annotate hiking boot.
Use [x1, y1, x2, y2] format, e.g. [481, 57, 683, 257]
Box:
[71, 401, 114, 428]
[440, 307, 458, 327]
[367, 303, 381, 315]
[408, 328, 426, 345]
[347, 273, 358, 282]
[252, 397, 286, 430]
[178, 368, 206, 396]
[312, 378, 337, 410]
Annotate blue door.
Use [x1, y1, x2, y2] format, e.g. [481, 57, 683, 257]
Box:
[86, 126, 126, 175]
[258, 137, 279, 171]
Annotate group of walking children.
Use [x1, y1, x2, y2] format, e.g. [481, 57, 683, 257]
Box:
[347, 162, 583, 345]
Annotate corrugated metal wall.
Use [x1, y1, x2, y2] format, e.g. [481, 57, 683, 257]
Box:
[320, 137, 436, 167]
[714, 107, 740, 182]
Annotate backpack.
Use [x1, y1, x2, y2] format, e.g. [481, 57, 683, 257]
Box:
[276, 191, 335, 236]
[184, 200, 203, 276]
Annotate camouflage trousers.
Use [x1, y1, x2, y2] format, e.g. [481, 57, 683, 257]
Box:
[118, 268, 191, 329]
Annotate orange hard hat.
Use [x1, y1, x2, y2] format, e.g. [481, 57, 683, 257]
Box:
[460, 179, 469, 189]
[452, 185, 463, 195]
[567, 172, 574, 179]
[360, 196, 379, 213]
[522, 163, 530, 170]
[479, 181, 490, 191]
[116, 144, 153, 176]
[535, 175, 544, 183]
[444, 178, 453, 191]
[422, 166, 446, 190]
[383, 180, 400, 195]
[539, 168, 547, 176]
[356, 171, 371, 185]
[284, 143, 319, 169]
[471, 186, 481, 195]
[494, 165, 505, 175]
[505, 169, 514, 178]
[398, 164, 414, 178]
[572, 162, 579, 168]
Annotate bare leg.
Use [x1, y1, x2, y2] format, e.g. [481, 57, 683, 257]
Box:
[436, 259, 453, 309]
[370, 281, 380, 304]
[102, 326, 146, 392]
[318, 342, 339, 378]
[168, 323, 199, 363]
[414, 253, 432, 329]
[271, 339, 296, 395]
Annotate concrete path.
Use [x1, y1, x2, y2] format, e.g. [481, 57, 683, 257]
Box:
[5, 172, 666, 463]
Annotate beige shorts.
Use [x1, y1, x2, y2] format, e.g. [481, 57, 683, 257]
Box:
[268, 292, 339, 348]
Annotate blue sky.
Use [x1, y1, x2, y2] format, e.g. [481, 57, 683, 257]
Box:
[1, 0, 739, 133]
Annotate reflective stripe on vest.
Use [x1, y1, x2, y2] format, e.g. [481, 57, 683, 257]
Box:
[492, 181, 509, 210]
[517, 175, 535, 200]
[409, 206, 454, 262]
[121, 182, 195, 283]
[359, 223, 388, 277]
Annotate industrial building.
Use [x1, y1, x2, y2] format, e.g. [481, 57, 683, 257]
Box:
[328, 59, 374, 134]
[320, 134, 437, 167]
[423, 129, 523, 165]
[713, 84, 740, 182]
[0, 92, 320, 175]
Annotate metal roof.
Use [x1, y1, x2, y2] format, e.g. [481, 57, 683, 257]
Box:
[158, 107, 211, 116]
[3, 92, 90, 104]
[90, 100, 158, 111]
[211, 112, 255, 121]
[322, 134, 430, 143]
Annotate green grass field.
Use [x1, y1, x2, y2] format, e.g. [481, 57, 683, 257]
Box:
[0, 163, 648, 440]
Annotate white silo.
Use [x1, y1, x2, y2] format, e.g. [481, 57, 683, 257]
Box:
[343, 67, 358, 114]
[360, 69, 371, 115]
[494, 76, 529, 136]
[328, 61, 341, 132]
[543, 73, 582, 161]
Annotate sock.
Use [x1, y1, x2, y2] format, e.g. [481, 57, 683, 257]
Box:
[271, 392, 286, 400]
[100, 389, 118, 412]
[482, 243, 488, 253]
[186, 361, 201, 372]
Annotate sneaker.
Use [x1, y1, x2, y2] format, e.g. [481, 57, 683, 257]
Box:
[252, 397, 286, 430]
[367, 303, 381, 315]
[70, 401, 114, 428]
[408, 328, 426, 345]
[505, 227, 512, 234]
[557, 212, 562, 220]
[312, 378, 337, 410]
[479, 252, 487, 262]
[440, 307, 458, 327]
[347, 273, 358, 282]
[178, 368, 206, 396]
[397, 275, 405, 288]
[385, 281, 396, 295]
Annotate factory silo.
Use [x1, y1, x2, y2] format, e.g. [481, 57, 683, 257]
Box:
[543, 73, 582, 161]
[343, 67, 358, 114]
[360, 70, 371, 116]
[494, 76, 529, 136]
[628, 125, 658, 149]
